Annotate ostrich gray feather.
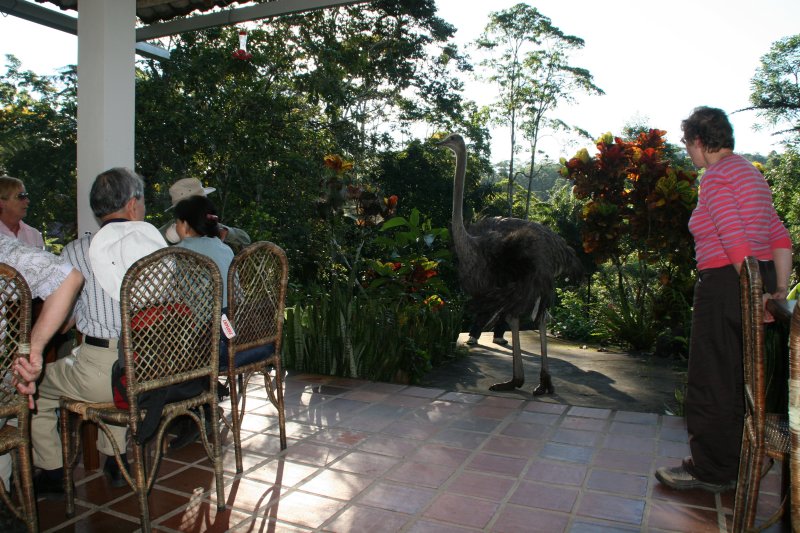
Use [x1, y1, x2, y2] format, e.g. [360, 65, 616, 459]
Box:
[459, 216, 582, 324]
[437, 132, 582, 328]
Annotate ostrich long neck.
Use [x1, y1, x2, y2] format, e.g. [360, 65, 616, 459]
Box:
[451, 144, 474, 257]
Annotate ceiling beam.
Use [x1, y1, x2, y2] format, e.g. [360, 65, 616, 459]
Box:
[0, 0, 171, 59]
[0, 0, 76, 33]
[2, 0, 372, 59]
[136, 0, 369, 41]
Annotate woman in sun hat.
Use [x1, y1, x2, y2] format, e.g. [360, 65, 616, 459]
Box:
[159, 177, 251, 253]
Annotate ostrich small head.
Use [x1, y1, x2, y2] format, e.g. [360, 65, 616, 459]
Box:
[436, 133, 465, 153]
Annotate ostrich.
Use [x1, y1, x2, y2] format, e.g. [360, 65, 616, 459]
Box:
[438, 133, 582, 395]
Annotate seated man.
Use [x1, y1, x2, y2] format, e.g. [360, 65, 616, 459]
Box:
[160, 177, 251, 253]
[31, 167, 165, 497]
[0, 234, 83, 493]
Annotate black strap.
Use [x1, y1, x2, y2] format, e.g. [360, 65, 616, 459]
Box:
[85, 336, 110, 348]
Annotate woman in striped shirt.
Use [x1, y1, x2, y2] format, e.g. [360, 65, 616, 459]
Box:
[656, 106, 792, 493]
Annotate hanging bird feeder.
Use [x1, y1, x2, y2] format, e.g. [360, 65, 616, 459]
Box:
[232, 29, 253, 61]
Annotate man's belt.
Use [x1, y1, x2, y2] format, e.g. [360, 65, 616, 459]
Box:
[84, 336, 118, 349]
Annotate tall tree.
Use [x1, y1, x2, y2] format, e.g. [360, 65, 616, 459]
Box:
[518, 35, 602, 218]
[744, 34, 800, 146]
[134, 1, 481, 285]
[476, 3, 601, 216]
[0, 56, 77, 244]
[288, 0, 477, 160]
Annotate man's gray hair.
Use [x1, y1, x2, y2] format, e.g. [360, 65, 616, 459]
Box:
[89, 167, 144, 218]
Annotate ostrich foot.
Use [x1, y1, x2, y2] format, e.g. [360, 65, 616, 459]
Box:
[489, 378, 524, 391]
[532, 371, 555, 396]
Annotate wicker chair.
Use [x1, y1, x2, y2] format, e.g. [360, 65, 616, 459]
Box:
[222, 241, 288, 473]
[789, 299, 800, 531]
[0, 264, 37, 532]
[59, 248, 225, 532]
[732, 256, 790, 531]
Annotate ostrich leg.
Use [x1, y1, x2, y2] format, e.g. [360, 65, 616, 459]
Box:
[489, 316, 524, 391]
[532, 310, 555, 396]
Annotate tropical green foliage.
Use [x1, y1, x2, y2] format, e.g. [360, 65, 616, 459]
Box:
[283, 201, 463, 383]
[131, 1, 488, 286]
[283, 285, 463, 383]
[765, 148, 800, 280]
[548, 287, 596, 341]
[561, 130, 698, 351]
[746, 33, 800, 145]
[0, 56, 77, 242]
[3, 4, 800, 383]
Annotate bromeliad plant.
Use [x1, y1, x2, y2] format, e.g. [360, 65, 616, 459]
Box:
[365, 208, 452, 301]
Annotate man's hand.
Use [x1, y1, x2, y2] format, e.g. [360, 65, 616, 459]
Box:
[13, 351, 43, 409]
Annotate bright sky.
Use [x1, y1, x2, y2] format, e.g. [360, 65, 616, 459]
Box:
[435, 0, 800, 161]
[1, 0, 798, 162]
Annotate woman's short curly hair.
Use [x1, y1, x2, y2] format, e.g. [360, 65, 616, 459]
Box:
[681, 106, 735, 152]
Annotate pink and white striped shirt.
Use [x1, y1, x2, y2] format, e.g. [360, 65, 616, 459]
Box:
[688, 154, 791, 271]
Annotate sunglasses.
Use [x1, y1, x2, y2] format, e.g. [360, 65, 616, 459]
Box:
[16, 192, 30, 200]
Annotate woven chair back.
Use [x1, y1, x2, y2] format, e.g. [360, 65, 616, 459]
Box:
[0, 263, 31, 418]
[227, 241, 288, 353]
[789, 299, 800, 531]
[120, 247, 222, 397]
[741, 256, 766, 439]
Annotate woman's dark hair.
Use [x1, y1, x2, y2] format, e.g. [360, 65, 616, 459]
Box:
[681, 106, 735, 152]
[174, 195, 220, 238]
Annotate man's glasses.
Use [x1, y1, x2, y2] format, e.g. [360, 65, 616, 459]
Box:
[16, 192, 29, 200]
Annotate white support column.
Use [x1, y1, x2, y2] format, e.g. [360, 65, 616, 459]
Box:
[76, 0, 135, 236]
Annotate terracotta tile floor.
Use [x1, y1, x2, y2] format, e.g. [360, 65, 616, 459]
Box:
[33, 373, 787, 532]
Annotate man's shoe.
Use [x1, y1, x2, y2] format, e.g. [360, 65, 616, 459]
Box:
[466, 336, 478, 346]
[169, 417, 201, 450]
[104, 455, 128, 489]
[492, 337, 509, 346]
[655, 464, 735, 493]
[33, 470, 65, 500]
[169, 414, 212, 451]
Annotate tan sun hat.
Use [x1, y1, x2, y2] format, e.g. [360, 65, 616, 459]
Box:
[89, 221, 168, 301]
[167, 178, 215, 209]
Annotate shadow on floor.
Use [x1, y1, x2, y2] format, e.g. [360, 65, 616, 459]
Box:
[421, 331, 686, 414]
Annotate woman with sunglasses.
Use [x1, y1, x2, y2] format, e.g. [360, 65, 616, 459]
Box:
[0, 175, 43, 249]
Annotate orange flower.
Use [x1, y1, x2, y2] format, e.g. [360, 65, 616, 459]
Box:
[424, 295, 445, 311]
[323, 154, 354, 173]
[386, 195, 398, 208]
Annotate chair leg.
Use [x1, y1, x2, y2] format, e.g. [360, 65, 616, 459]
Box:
[745, 447, 767, 531]
[16, 441, 37, 533]
[753, 458, 791, 532]
[131, 443, 151, 533]
[733, 438, 750, 531]
[272, 369, 286, 451]
[59, 399, 78, 518]
[228, 368, 244, 474]
[209, 396, 226, 511]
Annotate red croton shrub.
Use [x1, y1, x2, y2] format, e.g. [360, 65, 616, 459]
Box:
[561, 129, 698, 267]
